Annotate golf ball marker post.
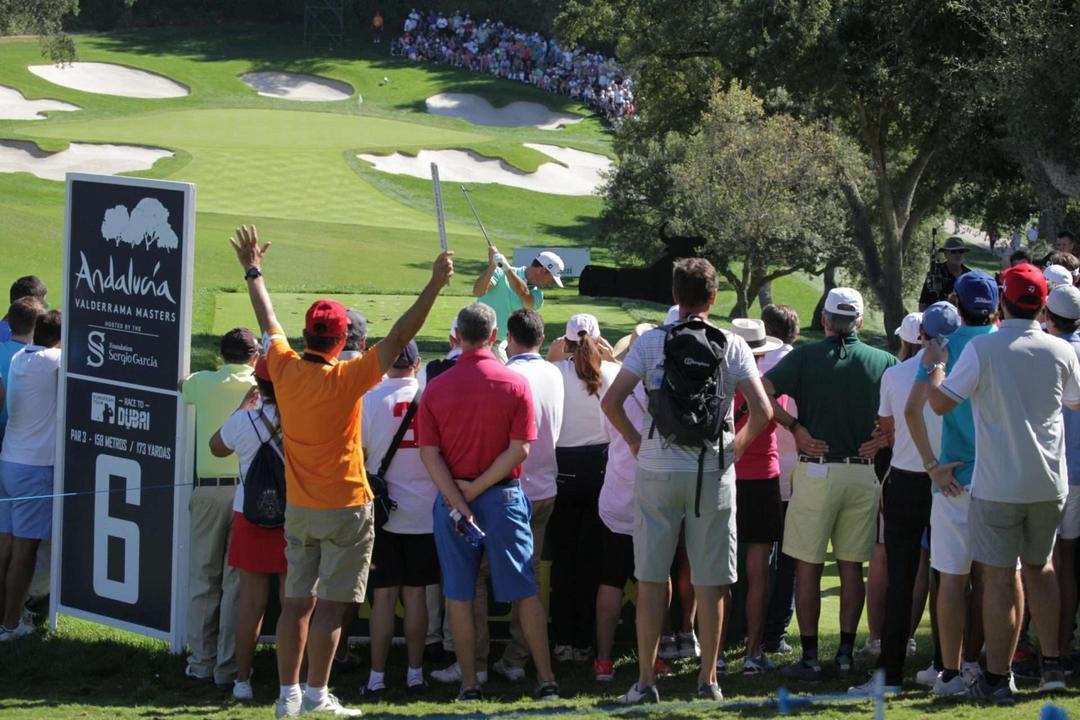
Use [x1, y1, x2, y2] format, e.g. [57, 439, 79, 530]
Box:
[52, 173, 196, 652]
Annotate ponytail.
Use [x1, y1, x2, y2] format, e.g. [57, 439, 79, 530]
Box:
[568, 333, 603, 396]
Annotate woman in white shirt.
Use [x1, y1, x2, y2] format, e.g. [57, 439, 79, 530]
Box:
[209, 357, 284, 702]
[546, 314, 620, 661]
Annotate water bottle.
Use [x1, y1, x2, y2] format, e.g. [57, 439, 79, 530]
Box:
[449, 508, 485, 548]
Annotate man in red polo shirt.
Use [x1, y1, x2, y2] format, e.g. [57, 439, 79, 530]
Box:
[418, 302, 558, 702]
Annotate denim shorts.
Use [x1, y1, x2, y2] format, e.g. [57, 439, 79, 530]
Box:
[434, 484, 536, 603]
[0, 460, 54, 539]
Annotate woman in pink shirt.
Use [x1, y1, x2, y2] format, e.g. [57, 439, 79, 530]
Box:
[729, 319, 784, 674]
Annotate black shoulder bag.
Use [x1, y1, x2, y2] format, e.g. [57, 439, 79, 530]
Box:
[368, 398, 419, 529]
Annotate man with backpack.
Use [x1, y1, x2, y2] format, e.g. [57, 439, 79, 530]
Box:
[179, 327, 259, 686]
[601, 258, 772, 703]
[229, 224, 453, 718]
[762, 288, 898, 682]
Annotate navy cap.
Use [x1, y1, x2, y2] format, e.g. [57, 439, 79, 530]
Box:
[922, 301, 961, 339]
[954, 271, 999, 318]
[392, 340, 420, 369]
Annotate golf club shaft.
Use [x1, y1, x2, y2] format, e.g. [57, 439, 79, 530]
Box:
[460, 185, 493, 248]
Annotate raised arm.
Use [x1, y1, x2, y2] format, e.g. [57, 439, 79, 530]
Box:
[375, 251, 454, 373]
[472, 245, 500, 297]
[503, 264, 535, 309]
[229, 225, 278, 335]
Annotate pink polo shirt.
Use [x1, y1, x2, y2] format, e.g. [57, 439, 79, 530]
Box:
[417, 348, 537, 479]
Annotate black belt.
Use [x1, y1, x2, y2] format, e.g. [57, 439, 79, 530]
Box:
[798, 455, 872, 466]
[462, 478, 520, 488]
[196, 476, 239, 487]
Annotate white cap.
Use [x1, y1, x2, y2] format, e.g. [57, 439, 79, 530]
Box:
[730, 318, 783, 356]
[1045, 264, 1074, 289]
[536, 250, 565, 287]
[563, 313, 600, 341]
[894, 311, 923, 345]
[824, 287, 864, 317]
[664, 304, 681, 324]
[1047, 285, 1080, 320]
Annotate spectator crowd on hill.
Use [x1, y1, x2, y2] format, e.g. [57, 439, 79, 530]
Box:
[8, 229, 1080, 715]
[391, 9, 636, 122]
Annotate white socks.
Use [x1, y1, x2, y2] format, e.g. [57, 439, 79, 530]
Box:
[304, 685, 329, 704]
[407, 666, 424, 687]
[279, 683, 301, 702]
[367, 670, 386, 691]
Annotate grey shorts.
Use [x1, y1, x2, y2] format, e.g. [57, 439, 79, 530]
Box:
[632, 467, 736, 587]
[283, 503, 375, 603]
[970, 496, 1065, 568]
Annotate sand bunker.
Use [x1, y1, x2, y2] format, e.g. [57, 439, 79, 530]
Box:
[240, 71, 352, 101]
[0, 140, 173, 181]
[426, 93, 583, 130]
[358, 143, 611, 196]
[0, 85, 79, 120]
[28, 62, 188, 99]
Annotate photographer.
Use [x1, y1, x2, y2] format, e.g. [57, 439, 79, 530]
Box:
[919, 237, 972, 310]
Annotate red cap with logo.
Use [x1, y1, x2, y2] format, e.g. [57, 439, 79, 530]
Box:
[305, 299, 349, 338]
[1001, 263, 1048, 311]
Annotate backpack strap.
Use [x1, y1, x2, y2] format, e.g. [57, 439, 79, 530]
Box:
[377, 398, 420, 477]
[246, 409, 284, 462]
[694, 445, 706, 518]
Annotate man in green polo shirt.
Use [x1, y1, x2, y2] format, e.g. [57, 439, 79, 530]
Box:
[179, 327, 259, 685]
[471, 244, 564, 360]
[761, 288, 897, 683]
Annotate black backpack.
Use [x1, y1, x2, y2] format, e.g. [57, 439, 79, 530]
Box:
[646, 317, 730, 517]
[242, 410, 287, 528]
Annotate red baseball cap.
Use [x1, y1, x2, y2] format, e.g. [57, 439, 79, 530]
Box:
[1001, 263, 1047, 311]
[254, 356, 271, 381]
[305, 299, 348, 338]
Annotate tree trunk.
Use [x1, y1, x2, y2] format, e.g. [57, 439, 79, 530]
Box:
[757, 281, 774, 308]
[810, 264, 838, 331]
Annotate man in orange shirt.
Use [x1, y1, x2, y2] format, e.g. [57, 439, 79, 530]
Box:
[229, 225, 453, 717]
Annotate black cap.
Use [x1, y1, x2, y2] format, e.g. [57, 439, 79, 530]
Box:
[345, 309, 368, 351]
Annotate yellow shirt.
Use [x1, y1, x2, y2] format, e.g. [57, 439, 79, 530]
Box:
[266, 327, 383, 509]
[181, 363, 256, 478]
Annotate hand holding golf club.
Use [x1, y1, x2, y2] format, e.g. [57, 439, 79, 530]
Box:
[488, 243, 507, 269]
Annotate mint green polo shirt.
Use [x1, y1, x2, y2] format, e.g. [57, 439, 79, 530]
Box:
[478, 266, 544, 339]
[181, 363, 256, 478]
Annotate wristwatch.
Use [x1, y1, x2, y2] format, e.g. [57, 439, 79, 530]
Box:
[927, 362, 946, 374]
[244, 266, 262, 281]
[924, 458, 939, 471]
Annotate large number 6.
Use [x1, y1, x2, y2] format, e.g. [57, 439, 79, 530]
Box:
[93, 454, 141, 604]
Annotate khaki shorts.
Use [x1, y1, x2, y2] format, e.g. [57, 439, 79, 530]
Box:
[633, 467, 736, 587]
[970, 496, 1065, 568]
[283, 502, 374, 603]
[783, 462, 879, 564]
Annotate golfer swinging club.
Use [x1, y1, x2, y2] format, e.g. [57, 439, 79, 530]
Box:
[471, 236, 564, 363]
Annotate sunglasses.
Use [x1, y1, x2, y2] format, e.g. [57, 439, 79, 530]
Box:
[947, 249, 966, 255]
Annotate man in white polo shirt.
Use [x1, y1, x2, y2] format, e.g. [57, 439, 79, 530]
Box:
[494, 308, 564, 679]
[922, 263, 1080, 702]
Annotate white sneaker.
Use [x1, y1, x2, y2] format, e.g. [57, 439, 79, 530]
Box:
[552, 644, 574, 662]
[961, 661, 983, 686]
[676, 631, 700, 658]
[300, 693, 362, 716]
[906, 637, 917, 657]
[430, 662, 487, 685]
[859, 638, 881, 657]
[492, 659, 525, 682]
[915, 662, 940, 687]
[0, 621, 35, 642]
[658, 634, 678, 660]
[275, 695, 302, 718]
[932, 673, 968, 697]
[233, 679, 254, 701]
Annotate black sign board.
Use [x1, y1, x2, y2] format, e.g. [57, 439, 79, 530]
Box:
[53, 174, 194, 648]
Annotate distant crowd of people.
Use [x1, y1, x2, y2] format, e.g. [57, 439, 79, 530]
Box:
[391, 9, 636, 122]
[8, 226, 1080, 716]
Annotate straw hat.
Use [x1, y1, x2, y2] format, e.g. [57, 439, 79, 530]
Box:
[730, 318, 783, 355]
